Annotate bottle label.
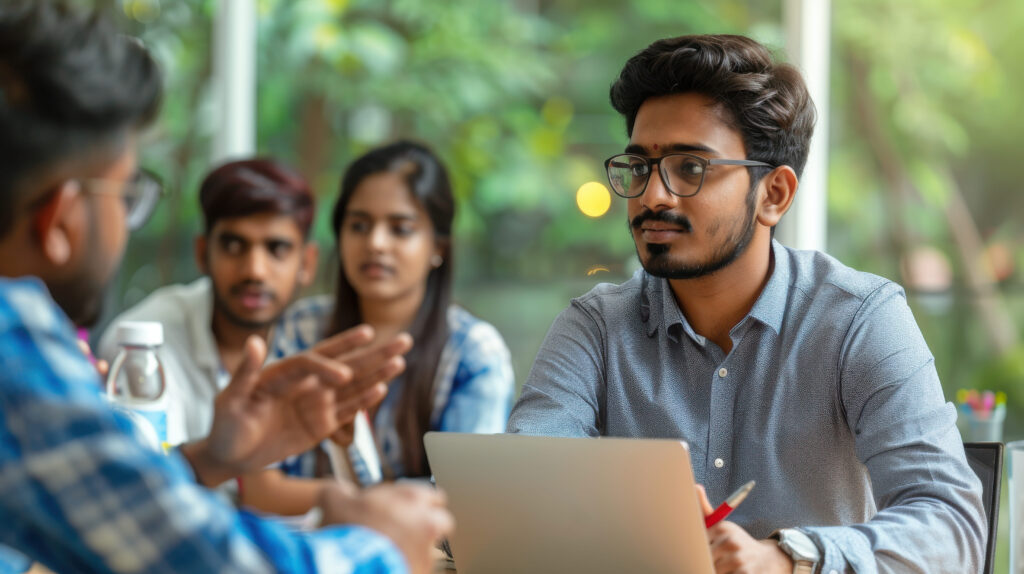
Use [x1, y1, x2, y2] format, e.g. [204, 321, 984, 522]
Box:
[107, 400, 169, 454]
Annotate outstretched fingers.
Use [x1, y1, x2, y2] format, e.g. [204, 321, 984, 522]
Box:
[261, 351, 354, 399]
[220, 336, 271, 401]
[332, 383, 388, 427]
[333, 354, 406, 404]
[333, 333, 413, 380]
[311, 324, 375, 358]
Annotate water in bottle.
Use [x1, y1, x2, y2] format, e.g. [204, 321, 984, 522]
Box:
[106, 321, 168, 453]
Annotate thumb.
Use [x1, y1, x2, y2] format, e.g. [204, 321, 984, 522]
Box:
[695, 484, 714, 516]
[223, 335, 267, 399]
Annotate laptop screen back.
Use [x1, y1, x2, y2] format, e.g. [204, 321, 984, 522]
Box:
[425, 432, 715, 574]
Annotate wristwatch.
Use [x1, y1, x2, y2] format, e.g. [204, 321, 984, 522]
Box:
[772, 528, 820, 574]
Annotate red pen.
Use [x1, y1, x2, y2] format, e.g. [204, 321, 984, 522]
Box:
[705, 480, 756, 528]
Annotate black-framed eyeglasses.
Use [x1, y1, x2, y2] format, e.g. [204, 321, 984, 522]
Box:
[78, 169, 164, 230]
[604, 153, 773, 199]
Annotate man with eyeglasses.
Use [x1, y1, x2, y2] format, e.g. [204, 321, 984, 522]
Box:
[0, 2, 451, 573]
[508, 35, 984, 573]
[98, 160, 321, 451]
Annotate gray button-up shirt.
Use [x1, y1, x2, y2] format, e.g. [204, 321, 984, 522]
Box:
[507, 240, 985, 573]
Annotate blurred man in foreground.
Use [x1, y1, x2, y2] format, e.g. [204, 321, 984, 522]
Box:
[0, 2, 451, 573]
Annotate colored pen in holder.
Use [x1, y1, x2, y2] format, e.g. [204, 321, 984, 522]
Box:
[956, 389, 1006, 443]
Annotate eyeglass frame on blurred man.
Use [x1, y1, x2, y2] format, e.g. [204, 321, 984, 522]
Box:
[78, 168, 163, 230]
[26, 168, 164, 231]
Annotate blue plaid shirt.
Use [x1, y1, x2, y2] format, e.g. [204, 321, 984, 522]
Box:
[0, 277, 408, 574]
[271, 297, 514, 483]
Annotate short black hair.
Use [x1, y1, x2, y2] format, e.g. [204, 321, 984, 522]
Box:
[199, 158, 317, 239]
[0, 1, 162, 235]
[610, 34, 815, 177]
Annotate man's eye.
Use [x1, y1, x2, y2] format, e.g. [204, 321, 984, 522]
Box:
[268, 242, 292, 259]
[629, 163, 650, 177]
[677, 159, 705, 177]
[222, 239, 244, 255]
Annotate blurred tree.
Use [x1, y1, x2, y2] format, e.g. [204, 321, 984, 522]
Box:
[832, 0, 1021, 358]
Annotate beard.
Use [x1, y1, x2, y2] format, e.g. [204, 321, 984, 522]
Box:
[632, 191, 758, 280]
[48, 208, 120, 327]
[49, 270, 109, 327]
[211, 278, 293, 331]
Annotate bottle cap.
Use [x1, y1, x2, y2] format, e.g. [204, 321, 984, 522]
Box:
[115, 321, 164, 347]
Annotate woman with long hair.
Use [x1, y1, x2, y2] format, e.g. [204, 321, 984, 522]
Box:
[239, 141, 514, 515]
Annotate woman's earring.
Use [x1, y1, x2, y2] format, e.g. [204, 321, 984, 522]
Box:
[430, 254, 444, 268]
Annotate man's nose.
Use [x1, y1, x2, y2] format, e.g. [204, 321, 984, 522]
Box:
[640, 168, 677, 212]
[243, 247, 270, 279]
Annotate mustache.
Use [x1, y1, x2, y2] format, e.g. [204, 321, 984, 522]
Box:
[630, 209, 693, 232]
[229, 280, 276, 299]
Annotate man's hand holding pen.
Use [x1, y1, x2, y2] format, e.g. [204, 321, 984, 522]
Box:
[696, 482, 794, 574]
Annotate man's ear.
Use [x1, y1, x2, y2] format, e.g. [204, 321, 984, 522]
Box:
[33, 181, 83, 266]
[299, 241, 319, 287]
[756, 165, 798, 228]
[194, 235, 209, 274]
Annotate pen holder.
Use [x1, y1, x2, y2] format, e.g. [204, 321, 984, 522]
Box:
[958, 408, 1005, 443]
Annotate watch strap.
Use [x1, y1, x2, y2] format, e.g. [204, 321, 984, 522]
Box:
[771, 528, 820, 574]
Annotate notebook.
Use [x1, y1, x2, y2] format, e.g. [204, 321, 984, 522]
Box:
[424, 432, 715, 574]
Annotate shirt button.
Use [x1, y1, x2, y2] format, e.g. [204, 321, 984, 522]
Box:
[714, 458, 724, 468]
[718, 367, 728, 378]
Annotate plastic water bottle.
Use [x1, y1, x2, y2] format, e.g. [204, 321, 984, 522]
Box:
[106, 321, 168, 453]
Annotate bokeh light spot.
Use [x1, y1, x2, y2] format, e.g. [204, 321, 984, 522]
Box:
[576, 181, 611, 218]
[124, 0, 161, 23]
[541, 97, 574, 129]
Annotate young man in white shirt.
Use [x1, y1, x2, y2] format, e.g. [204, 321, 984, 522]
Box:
[99, 159, 320, 444]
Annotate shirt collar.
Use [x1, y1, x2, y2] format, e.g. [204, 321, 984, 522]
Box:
[186, 277, 222, 372]
[746, 239, 789, 336]
[642, 271, 706, 345]
[640, 239, 790, 343]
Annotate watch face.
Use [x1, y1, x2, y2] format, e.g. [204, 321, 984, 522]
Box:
[781, 530, 820, 561]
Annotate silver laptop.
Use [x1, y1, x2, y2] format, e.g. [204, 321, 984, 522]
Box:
[424, 432, 715, 574]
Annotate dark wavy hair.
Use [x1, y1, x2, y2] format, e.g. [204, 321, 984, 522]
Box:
[329, 141, 454, 478]
[0, 1, 162, 236]
[609, 34, 815, 178]
[199, 158, 316, 239]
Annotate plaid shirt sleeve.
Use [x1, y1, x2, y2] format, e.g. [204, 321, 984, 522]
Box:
[271, 303, 515, 484]
[0, 279, 407, 574]
[434, 308, 515, 434]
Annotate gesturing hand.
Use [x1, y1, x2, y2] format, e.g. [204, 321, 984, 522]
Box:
[696, 485, 793, 574]
[319, 482, 454, 574]
[184, 325, 412, 486]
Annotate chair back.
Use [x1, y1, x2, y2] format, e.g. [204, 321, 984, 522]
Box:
[964, 441, 1004, 574]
